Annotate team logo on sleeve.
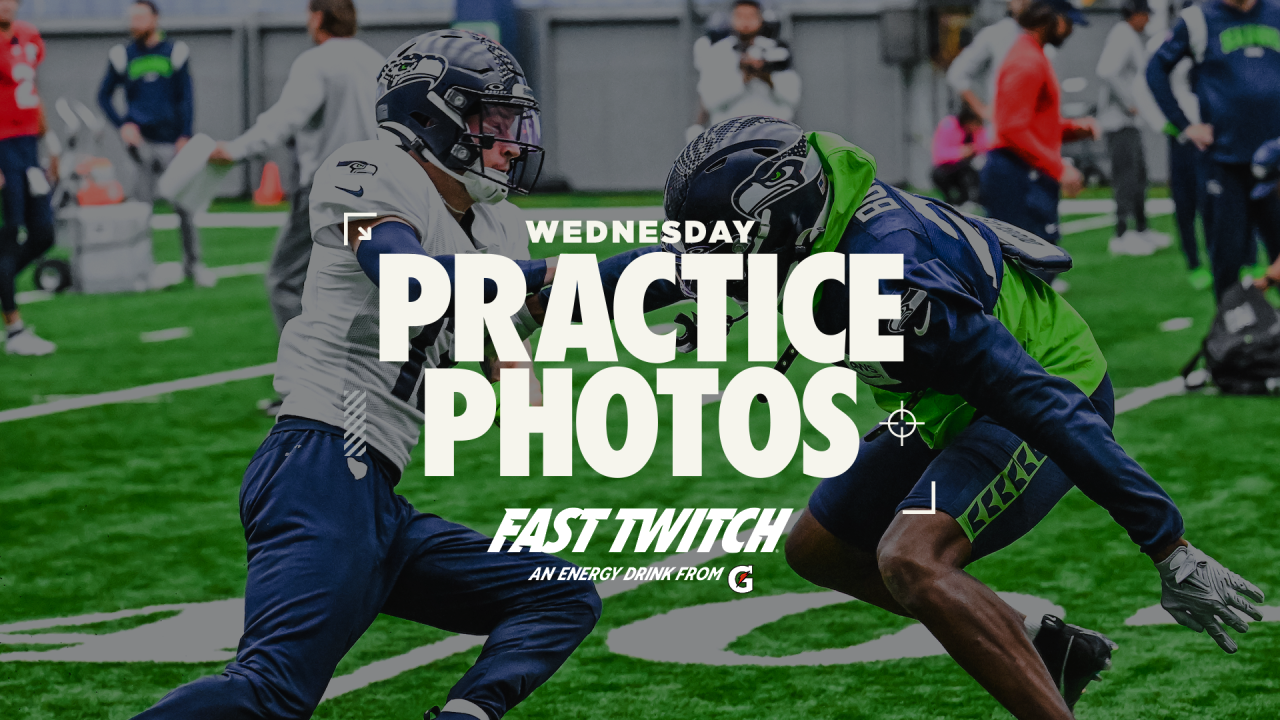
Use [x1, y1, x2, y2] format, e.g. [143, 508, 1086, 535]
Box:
[378, 53, 447, 91]
[337, 160, 378, 175]
[887, 288, 930, 336]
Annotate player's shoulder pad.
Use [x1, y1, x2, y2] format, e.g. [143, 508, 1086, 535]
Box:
[171, 41, 190, 70]
[109, 44, 128, 75]
[970, 215, 1072, 272]
[310, 138, 431, 240]
[850, 181, 928, 238]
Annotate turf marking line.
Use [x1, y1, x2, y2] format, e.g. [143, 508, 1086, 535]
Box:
[1115, 376, 1187, 415]
[0, 363, 276, 424]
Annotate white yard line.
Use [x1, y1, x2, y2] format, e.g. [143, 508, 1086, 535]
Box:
[0, 363, 276, 424]
[151, 212, 287, 230]
[1115, 376, 1187, 414]
[1059, 198, 1175, 215]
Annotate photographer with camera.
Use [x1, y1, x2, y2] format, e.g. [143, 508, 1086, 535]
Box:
[693, 1, 800, 129]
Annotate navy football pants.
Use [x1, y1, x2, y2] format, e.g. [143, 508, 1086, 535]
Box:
[0, 135, 55, 314]
[1167, 136, 1209, 270]
[1205, 160, 1280, 300]
[980, 149, 1062, 283]
[134, 418, 601, 720]
[810, 376, 1115, 561]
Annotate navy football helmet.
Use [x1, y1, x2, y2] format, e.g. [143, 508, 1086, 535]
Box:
[375, 30, 543, 203]
[663, 117, 829, 302]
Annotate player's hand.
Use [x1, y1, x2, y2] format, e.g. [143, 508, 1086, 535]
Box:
[120, 122, 143, 148]
[47, 156, 59, 183]
[208, 142, 236, 165]
[1184, 123, 1214, 151]
[1060, 165, 1086, 198]
[1157, 544, 1265, 653]
[1255, 260, 1280, 289]
[1069, 117, 1100, 142]
[175, 136, 189, 153]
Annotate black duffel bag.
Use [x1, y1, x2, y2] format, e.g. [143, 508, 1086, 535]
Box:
[1182, 284, 1280, 395]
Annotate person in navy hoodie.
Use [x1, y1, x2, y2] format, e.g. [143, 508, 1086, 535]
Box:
[97, 1, 208, 286]
[1147, 0, 1280, 300]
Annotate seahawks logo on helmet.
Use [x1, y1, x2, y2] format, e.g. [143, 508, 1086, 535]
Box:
[378, 52, 447, 91]
[731, 136, 826, 219]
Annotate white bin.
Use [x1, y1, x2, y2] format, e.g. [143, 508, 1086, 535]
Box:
[55, 202, 154, 294]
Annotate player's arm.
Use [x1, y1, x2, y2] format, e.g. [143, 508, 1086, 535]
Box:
[217, 54, 326, 163]
[350, 217, 554, 307]
[96, 51, 127, 128]
[926, 297, 1264, 652]
[1146, 21, 1195, 136]
[173, 42, 194, 146]
[945, 30, 993, 120]
[527, 246, 687, 326]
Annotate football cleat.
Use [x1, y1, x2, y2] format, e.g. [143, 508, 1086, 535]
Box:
[1108, 230, 1156, 256]
[5, 326, 56, 356]
[1032, 614, 1117, 712]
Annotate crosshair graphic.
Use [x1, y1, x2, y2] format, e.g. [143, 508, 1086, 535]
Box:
[879, 401, 924, 447]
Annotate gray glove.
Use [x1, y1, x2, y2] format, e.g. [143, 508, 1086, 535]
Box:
[1157, 544, 1265, 653]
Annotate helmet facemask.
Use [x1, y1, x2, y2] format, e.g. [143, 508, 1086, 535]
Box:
[442, 90, 544, 203]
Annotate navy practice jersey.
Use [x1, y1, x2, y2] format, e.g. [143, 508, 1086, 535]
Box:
[1147, 0, 1280, 164]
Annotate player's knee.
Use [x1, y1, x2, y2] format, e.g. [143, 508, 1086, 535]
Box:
[875, 542, 945, 610]
[783, 513, 826, 583]
[573, 579, 603, 622]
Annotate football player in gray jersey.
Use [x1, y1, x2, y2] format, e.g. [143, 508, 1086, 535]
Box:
[131, 31, 599, 720]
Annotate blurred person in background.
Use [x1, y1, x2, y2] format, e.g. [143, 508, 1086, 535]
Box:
[931, 100, 989, 208]
[206, 0, 384, 414]
[1250, 137, 1280, 287]
[981, 0, 1099, 293]
[97, 1, 207, 286]
[1147, 0, 1280, 301]
[1139, 0, 1214, 289]
[0, 0, 57, 355]
[947, 0, 1052, 134]
[693, 0, 800, 134]
[1097, 0, 1172, 256]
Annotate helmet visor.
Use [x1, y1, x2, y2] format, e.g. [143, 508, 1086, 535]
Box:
[465, 103, 544, 195]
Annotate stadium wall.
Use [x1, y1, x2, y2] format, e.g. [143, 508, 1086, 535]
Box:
[32, 3, 1167, 196]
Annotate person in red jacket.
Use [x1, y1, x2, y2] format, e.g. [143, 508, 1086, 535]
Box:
[0, 0, 57, 355]
[980, 0, 1099, 290]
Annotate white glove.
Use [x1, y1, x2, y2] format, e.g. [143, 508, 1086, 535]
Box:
[1157, 544, 1265, 653]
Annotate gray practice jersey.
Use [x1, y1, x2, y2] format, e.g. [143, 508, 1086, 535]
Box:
[274, 131, 529, 470]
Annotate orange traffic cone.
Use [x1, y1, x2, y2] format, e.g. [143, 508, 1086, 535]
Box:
[253, 161, 285, 206]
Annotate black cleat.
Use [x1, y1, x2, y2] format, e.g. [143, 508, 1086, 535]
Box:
[1032, 614, 1117, 713]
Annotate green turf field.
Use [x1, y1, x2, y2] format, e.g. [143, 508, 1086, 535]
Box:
[1, 197, 1278, 719]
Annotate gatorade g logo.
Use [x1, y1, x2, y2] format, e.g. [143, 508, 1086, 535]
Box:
[729, 565, 754, 594]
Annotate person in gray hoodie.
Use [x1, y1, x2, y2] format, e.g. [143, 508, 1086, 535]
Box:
[1097, 0, 1172, 254]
